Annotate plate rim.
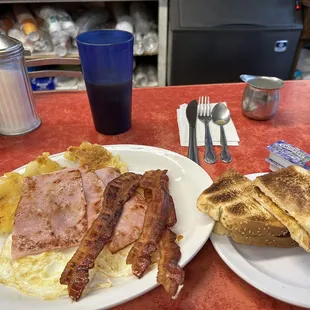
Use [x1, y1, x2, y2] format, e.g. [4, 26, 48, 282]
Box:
[211, 172, 310, 308]
[1, 144, 215, 310]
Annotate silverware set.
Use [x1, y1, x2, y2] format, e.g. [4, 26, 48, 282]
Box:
[186, 96, 232, 165]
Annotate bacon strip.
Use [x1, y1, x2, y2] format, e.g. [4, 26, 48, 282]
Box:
[140, 169, 169, 190]
[139, 169, 176, 227]
[167, 196, 177, 227]
[60, 172, 140, 301]
[157, 229, 184, 297]
[126, 170, 170, 278]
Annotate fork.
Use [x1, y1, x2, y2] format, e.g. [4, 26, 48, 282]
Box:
[198, 96, 217, 164]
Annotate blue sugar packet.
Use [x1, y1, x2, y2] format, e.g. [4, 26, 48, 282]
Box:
[267, 140, 310, 171]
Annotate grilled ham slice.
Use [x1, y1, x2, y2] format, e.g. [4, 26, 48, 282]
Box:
[95, 167, 121, 187]
[12, 169, 87, 259]
[108, 192, 148, 253]
[79, 166, 105, 227]
[79, 167, 121, 227]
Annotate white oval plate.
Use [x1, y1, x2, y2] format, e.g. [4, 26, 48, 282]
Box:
[211, 173, 310, 308]
[0, 144, 214, 310]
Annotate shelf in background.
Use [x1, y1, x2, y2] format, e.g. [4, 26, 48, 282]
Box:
[33, 85, 158, 94]
[0, 0, 167, 86]
[26, 50, 158, 59]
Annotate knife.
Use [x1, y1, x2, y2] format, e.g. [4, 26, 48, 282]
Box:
[186, 100, 199, 164]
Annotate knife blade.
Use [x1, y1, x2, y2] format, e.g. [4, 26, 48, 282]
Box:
[186, 100, 199, 164]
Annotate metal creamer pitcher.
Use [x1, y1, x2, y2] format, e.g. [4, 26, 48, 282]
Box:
[240, 74, 284, 120]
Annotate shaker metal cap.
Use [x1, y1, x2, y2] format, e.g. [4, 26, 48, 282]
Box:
[0, 33, 23, 58]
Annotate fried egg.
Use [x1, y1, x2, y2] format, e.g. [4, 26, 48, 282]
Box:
[0, 235, 111, 300]
[97, 245, 133, 278]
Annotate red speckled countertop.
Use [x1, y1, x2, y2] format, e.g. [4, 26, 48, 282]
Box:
[1, 81, 310, 310]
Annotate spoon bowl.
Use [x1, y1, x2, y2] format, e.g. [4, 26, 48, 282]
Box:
[212, 103, 232, 163]
[212, 103, 231, 125]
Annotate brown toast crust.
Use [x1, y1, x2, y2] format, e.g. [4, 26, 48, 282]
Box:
[253, 165, 310, 234]
[197, 169, 289, 238]
[253, 186, 310, 252]
[213, 222, 298, 248]
[197, 169, 249, 220]
[221, 197, 288, 237]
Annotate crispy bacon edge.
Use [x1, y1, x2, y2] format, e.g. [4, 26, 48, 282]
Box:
[167, 195, 177, 227]
[157, 228, 185, 297]
[139, 169, 176, 226]
[126, 170, 170, 278]
[60, 172, 140, 301]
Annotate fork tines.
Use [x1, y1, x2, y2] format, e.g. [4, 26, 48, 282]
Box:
[198, 96, 210, 117]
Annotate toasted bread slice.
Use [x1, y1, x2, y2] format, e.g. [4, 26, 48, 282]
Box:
[197, 169, 249, 221]
[197, 169, 289, 238]
[254, 166, 310, 233]
[253, 187, 310, 251]
[253, 166, 310, 252]
[213, 222, 298, 248]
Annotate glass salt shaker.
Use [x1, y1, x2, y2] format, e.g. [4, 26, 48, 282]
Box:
[0, 34, 41, 135]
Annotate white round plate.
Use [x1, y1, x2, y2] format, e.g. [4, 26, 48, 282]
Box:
[211, 173, 310, 308]
[0, 144, 214, 310]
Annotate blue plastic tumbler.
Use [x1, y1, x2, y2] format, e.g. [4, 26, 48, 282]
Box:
[76, 30, 134, 135]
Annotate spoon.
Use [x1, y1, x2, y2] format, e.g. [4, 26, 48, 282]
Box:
[212, 103, 232, 163]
